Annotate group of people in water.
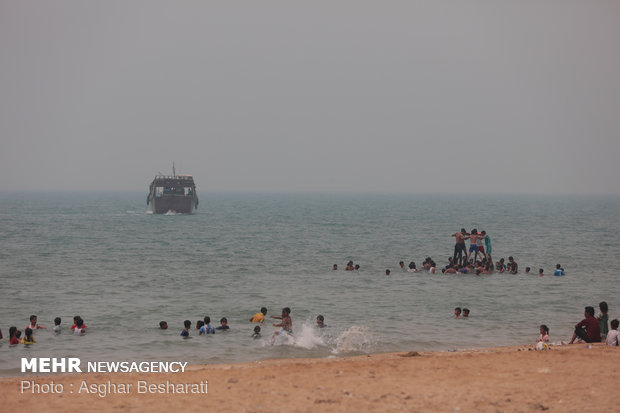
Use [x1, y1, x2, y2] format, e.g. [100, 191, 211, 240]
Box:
[160, 307, 327, 341]
[1, 309, 329, 346]
[333, 229, 567, 277]
[2, 314, 86, 345]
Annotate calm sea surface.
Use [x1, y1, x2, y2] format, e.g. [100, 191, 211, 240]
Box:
[1, 192, 619, 375]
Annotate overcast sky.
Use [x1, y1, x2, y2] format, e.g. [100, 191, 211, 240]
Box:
[1, 1, 619, 194]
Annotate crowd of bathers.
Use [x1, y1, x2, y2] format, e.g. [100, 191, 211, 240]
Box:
[2, 315, 86, 344]
[1, 308, 329, 346]
[333, 228, 568, 276]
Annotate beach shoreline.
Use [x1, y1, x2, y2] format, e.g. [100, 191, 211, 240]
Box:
[2, 343, 618, 412]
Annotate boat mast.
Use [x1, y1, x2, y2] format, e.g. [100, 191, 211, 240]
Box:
[172, 162, 176, 178]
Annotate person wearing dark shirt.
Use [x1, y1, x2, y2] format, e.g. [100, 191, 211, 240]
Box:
[180, 320, 191, 337]
[569, 306, 601, 344]
[216, 317, 230, 330]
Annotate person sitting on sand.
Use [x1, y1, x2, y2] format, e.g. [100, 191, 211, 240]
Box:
[606, 319, 619, 346]
[272, 307, 292, 335]
[536, 325, 550, 350]
[569, 306, 601, 344]
[250, 307, 268, 324]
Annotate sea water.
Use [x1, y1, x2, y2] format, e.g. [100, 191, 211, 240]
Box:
[1, 192, 619, 376]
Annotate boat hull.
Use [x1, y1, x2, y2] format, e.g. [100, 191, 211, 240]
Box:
[150, 195, 197, 214]
[147, 173, 199, 214]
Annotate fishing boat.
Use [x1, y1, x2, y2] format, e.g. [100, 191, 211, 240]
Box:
[147, 164, 199, 214]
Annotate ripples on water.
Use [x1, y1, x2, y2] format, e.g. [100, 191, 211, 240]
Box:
[1, 192, 619, 375]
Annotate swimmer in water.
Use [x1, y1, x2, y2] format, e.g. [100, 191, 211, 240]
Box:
[200, 316, 215, 334]
[271, 307, 292, 335]
[26, 315, 46, 330]
[181, 320, 191, 337]
[216, 317, 230, 330]
[250, 307, 268, 324]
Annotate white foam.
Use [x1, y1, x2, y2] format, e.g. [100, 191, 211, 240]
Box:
[269, 323, 326, 349]
[331, 326, 376, 354]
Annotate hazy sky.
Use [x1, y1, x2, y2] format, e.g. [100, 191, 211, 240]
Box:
[1, 1, 619, 194]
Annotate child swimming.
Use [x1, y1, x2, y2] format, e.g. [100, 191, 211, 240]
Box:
[200, 316, 215, 334]
[71, 316, 87, 332]
[53, 317, 62, 333]
[250, 307, 268, 324]
[252, 325, 261, 339]
[272, 307, 292, 334]
[21, 328, 36, 344]
[9, 327, 20, 345]
[181, 320, 191, 337]
[26, 315, 46, 330]
[73, 317, 86, 335]
[216, 317, 230, 330]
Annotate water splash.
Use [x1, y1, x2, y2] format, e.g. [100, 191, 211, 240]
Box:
[269, 323, 326, 349]
[331, 326, 376, 354]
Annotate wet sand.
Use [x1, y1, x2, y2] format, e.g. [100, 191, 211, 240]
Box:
[2, 343, 618, 412]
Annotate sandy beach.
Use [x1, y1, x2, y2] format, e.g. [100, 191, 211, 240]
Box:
[2, 343, 618, 412]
